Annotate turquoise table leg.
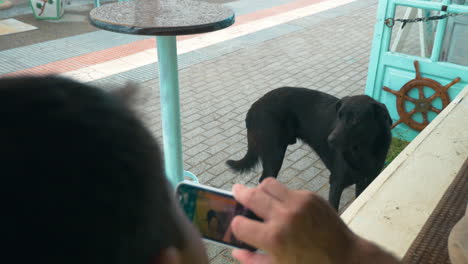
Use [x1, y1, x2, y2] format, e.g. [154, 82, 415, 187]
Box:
[156, 36, 199, 187]
[157, 36, 183, 188]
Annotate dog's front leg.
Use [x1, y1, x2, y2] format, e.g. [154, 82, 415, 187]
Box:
[328, 152, 349, 211]
[355, 181, 367, 197]
[328, 182, 344, 211]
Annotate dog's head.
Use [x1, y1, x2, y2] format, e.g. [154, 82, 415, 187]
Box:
[327, 95, 392, 151]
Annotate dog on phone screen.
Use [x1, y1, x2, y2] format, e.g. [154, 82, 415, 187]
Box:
[226, 87, 392, 210]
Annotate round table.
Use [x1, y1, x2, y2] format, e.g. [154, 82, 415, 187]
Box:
[89, 0, 235, 187]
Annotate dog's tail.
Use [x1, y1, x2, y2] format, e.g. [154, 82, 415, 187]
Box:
[226, 133, 259, 174]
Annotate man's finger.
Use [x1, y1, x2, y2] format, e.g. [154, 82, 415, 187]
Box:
[231, 215, 274, 252]
[232, 184, 279, 220]
[259, 178, 290, 202]
[232, 249, 273, 264]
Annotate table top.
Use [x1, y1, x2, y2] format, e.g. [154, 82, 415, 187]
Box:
[89, 0, 235, 36]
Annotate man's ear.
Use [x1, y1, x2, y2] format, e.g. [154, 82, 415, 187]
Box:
[110, 82, 139, 106]
[152, 247, 182, 264]
[373, 102, 393, 127]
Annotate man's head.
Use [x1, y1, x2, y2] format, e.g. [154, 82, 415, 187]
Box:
[0, 76, 207, 264]
[207, 210, 219, 233]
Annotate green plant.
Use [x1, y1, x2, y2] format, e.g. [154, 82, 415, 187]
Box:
[384, 137, 410, 167]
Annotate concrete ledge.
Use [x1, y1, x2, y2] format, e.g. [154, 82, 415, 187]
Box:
[341, 86, 468, 258]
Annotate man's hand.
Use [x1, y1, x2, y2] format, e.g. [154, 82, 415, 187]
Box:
[230, 178, 400, 264]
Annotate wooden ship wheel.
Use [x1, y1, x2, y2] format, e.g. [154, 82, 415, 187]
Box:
[383, 60, 461, 131]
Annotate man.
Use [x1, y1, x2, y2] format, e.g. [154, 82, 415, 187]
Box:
[1, 76, 400, 264]
[206, 210, 222, 241]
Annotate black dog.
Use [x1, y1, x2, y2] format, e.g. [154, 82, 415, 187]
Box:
[226, 87, 392, 210]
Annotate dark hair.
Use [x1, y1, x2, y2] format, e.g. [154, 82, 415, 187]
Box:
[0, 76, 184, 264]
[207, 210, 218, 224]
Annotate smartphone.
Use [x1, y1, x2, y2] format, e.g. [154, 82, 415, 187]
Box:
[175, 181, 262, 251]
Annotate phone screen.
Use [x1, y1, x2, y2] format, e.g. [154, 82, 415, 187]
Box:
[176, 182, 260, 251]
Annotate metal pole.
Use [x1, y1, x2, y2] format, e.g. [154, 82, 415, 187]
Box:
[430, 0, 450, 61]
[156, 36, 184, 188]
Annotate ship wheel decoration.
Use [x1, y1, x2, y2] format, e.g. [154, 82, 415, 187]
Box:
[383, 60, 461, 131]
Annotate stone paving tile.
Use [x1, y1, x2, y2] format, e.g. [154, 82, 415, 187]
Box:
[196, 171, 216, 184]
[281, 157, 294, 169]
[312, 159, 327, 170]
[287, 177, 306, 190]
[209, 247, 239, 264]
[303, 174, 329, 192]
[205, 243, 227, 260]
[277, 167, 300, 184]
[292, 156, 317, 171]
[185, 151, 212, 167]
[287, 148, 310, 162]
[317, 185, 330, 201]
[297, 165, 322, 182]
[318, 168, 332, 179]
[204, 151, 232, 166]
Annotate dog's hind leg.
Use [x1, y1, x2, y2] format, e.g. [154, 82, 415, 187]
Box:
[258, 143, 288, 183]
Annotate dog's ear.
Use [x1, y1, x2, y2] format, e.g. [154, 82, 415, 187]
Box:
[373, 102, 392, 127]
[335, 96, 349, 113]
[335, 100, 342, 113]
